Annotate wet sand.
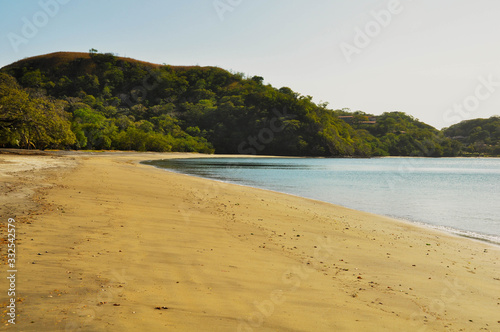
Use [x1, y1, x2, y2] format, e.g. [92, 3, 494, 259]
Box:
[1, 151, 499, 331]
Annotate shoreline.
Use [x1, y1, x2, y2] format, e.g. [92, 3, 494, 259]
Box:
[143, 157, 500, 248]
[154, 166, 500, 247]
[1, 151, 499, 331]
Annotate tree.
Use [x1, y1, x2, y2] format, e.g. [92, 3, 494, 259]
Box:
[72, 107, 116, 149]
[252, 76, 264, 85]
[0, 73, 75, 149]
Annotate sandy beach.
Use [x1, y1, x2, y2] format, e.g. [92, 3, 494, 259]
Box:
[1, 151, 499, 331]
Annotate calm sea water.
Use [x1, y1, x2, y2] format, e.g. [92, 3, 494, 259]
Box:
[145, 158, 500, 245]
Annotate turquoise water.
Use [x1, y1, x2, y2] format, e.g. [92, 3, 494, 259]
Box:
[144, 158, 500, 245]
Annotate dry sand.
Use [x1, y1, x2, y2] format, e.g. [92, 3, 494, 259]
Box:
[0, 151, 499, 331]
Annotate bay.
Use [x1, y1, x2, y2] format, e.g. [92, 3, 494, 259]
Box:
[144, 157, 500, 245]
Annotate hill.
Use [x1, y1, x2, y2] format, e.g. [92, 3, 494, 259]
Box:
[443, 116, 500, 156]
[0, 51, 491, 156]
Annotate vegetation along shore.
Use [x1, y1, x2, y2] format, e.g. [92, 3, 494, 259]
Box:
[1, 51, 499, 157]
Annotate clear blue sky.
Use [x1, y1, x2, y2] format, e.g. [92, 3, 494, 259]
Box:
[1, 0, 499, 129]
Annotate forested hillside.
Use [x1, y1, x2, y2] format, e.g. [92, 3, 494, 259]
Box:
[333, 110, 462, 157]
[443, 116, 500, 156]
[0, 51, 498, 156]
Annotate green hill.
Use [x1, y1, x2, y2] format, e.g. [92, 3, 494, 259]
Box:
[443, 116, 500, 156]
[0, 51, 494, 156]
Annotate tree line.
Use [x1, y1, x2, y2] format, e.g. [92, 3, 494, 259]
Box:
[1, 51, 499, 157]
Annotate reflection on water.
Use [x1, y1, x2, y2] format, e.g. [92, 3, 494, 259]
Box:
[144, 157, 500, 244]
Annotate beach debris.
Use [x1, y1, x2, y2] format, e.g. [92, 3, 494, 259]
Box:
[113, 303, 120, 306]
[155, 306, 169, 310]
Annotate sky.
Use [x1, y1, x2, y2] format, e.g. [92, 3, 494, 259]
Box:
[1, 0, 499, 129]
